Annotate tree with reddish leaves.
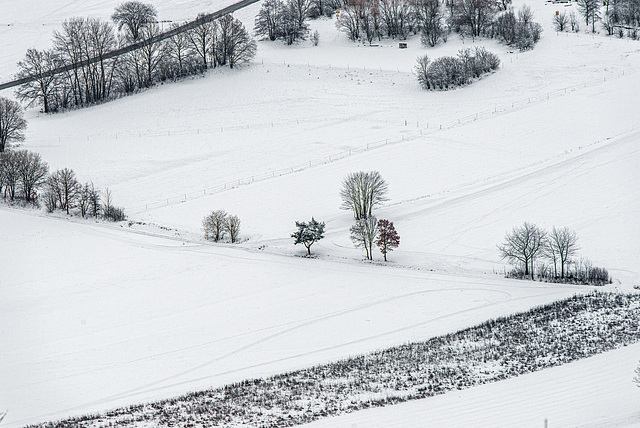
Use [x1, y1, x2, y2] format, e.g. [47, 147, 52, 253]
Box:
[375, 219, 399, 261]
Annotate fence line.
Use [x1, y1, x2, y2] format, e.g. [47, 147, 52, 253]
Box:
[128, 65, 633, 214]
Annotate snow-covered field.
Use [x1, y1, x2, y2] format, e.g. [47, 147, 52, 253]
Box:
[1, 0, 639, 426]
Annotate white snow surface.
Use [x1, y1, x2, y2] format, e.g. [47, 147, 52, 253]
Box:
[1, 0, 640, 426]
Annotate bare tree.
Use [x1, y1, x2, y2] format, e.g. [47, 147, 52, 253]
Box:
[336, 1, 363, 41]
[546, 226, 579, 279]
[569, 11, 580, 31]
[49, 168, 81, 214]
[359, 0, 379, 44]
[44, 172, 61, 212]
[225, 214, 241, 243]
[76, 182, 94, 217]
[289, 0, 313, 31]
[351, 216, 378, 260]
[217, 16, 257, 68]
[15, 49, 61, 113]
[89, 184, 101, 217]
[255, 0, 286, 41]
[112, 1, 158, 41]
[415, 54, 431, 89]
[203, 209, 228, 242]
[414, 0, 444, 46]
[498, 222, 547, 279]
[340, 171, 389, 220]
[137, 23, 166, 87]
[379, 0, 412, 39]
[454, 0, 498, 38]
[188, 17, 218, 69]
[311, 29, 320, 45]
[167, 24, 195, 76]
[83, 18, 119, 101]
[577, 0, 601, 31]
[54, 18, 89, 106]
[375, 219, 400, 261]
[15, 150, 48, 202]
[103, 187, 113, 213]
[0, 151, 19, 199]
[553, 11, 569, 31]
[0, 97, 27, 152]
[101, 187, 126, 221]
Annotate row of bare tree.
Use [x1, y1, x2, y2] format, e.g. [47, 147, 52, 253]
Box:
[15, 1, 256, 113]
[335, 0, 541, 46]
[0, 149, 125, 221]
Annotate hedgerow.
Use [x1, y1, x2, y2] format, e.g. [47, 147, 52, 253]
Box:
[28, 292, 640, 428]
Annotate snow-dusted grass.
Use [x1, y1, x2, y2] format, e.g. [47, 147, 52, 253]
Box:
[303, 339, 640, 428]
[22, 292, 640, 428]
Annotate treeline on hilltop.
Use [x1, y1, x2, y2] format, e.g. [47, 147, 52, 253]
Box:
[15, 1, 257, 113]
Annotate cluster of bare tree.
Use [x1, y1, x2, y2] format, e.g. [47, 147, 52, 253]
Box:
[15, 1, 256, 113]
[499, 222, 610, 285]
[202, 209, 241, 243]
[336, 0, 417, 43]
[0, 150, 48, 202]
[44, 168, 106, 218]
[335, 0, 541, 48]
[339, 171, 400, 261]
[0, 148, 125, 220]
[255, 0, 335, 44]
[492, 5, 542, 50]
[415, 46, 499, 90]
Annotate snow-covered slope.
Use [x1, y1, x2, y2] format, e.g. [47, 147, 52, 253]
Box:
[0, 208, 587, 427]
[1, 0, 640, 426]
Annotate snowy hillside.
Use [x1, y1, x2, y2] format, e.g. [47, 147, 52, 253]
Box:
[1, 0, 639, 426]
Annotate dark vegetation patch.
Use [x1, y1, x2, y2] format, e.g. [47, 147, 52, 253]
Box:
[28, 292, 640, 428]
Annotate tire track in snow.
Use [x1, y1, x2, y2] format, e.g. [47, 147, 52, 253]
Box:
[52, 287, 578, 420]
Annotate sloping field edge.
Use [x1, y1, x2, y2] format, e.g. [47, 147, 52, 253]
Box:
[27, 291, 640, 428]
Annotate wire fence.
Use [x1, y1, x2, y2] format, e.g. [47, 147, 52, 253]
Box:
[127, 64, 633, 214]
